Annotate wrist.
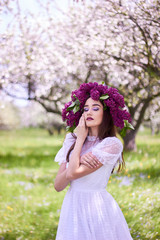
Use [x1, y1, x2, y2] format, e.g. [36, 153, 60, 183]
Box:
[76, 136, 86, 144]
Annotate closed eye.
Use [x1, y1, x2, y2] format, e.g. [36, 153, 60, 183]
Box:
[84, 107, 89, 112]
[93, 107, 99, 111]
[83, 107, 99, 112]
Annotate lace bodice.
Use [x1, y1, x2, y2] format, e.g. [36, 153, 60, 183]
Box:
[55, 133, 123, 190]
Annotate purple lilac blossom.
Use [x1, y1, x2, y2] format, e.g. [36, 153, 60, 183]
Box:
[90, 88, 100, 100]
[62, 82, 132, 129]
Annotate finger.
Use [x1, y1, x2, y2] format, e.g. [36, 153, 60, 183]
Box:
[81, 153, 100, 168]
[83, 155, 97, 168]
[88, 153, 101, 165]
[81, 161, 93, 169]
[91, 159, 100, 168]
[79, 116, 83, 124]
[79, 115, 85, 125]
[82, 156, 95, 168]
[86, 163, 93, 169]
[93, 157, 101, 165]
[81, 158, 93, 168]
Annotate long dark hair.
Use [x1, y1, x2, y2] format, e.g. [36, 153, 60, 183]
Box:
[98, 106, 125, 173]
[66, 102, 125, 173]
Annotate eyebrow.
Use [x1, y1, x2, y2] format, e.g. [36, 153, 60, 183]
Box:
[84, 104, 101, 107]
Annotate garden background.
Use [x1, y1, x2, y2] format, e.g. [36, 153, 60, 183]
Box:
[0, 0, 160, 239]
[0, 128, 160, 239]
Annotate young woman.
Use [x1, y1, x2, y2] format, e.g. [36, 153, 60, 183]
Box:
[54, 82, 133, 240]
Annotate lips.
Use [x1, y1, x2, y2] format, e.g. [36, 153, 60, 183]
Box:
[86, 117, 94, 121]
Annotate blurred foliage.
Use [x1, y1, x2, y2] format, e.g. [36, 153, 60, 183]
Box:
[0, 100, 20, 130]
[0, 127, 159, 239]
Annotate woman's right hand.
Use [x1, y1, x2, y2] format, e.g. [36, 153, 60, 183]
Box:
[80, 152, 101, 168]
[75, 114, 88, 141]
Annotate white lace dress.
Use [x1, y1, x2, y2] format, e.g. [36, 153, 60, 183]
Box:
[54, 133, 133, 240]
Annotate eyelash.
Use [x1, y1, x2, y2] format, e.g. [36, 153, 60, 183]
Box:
[84, 107, 99, 112]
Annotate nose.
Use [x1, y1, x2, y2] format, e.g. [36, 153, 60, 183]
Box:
[86, 108, 92, 115]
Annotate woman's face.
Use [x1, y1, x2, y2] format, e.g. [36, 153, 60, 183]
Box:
[83, 98, 104, 128]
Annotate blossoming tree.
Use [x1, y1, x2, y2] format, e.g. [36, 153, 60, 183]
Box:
[0, 0, 160, 150]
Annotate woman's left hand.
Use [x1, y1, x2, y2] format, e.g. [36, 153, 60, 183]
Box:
[80, 152, 101, 168]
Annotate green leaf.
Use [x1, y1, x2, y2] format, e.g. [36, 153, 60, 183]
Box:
[66, 126, 74, 132]
[120, 120, 134, 137]
[67, 101, 76, 111]
[103, 101, 107, 110]
[67, 98, 80, 112]
[73, 105, 80, 114]
[124, 120, 135, 130]
[100, 94, 109, 100]
[66, 126, 71, 131]
[75, 99, 80, 105]
[66, 121, 76, 132]
[120, 128, 127, 138]
[73, 94, 80, 101]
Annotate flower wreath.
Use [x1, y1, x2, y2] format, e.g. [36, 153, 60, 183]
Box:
[62, 82, 134, 137]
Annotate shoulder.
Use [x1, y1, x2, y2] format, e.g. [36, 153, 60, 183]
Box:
[103, 136, 122, 144]
[97, 136, 123, 150]
[91, 136, 123, 165]
[54, 133, 76, 165]
[64, 132, 76, 144]
[108, 136, 123, 146]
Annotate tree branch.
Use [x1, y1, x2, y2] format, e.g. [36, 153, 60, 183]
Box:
[84, 66, 92, 83]
[134, 98, 152, 132]
[35, 98, 61, 115]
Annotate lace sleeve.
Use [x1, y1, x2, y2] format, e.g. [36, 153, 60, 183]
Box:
[92, 137, 123, 166]
[54, 133, 76, 165]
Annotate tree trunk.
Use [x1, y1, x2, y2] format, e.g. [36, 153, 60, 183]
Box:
[123, 130, 137, 151]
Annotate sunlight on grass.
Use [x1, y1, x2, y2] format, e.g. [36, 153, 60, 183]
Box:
[0, 128, 159, 239]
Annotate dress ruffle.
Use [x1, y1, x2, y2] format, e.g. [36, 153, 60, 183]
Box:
[92, 137, 123, 166]
[54, 133, 76, 165]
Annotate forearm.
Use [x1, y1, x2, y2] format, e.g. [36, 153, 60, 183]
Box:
[54, 166, 70, 192]
[66, 138, 84, 180]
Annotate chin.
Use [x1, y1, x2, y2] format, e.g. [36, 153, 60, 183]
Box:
[86, 122, 93, 127]
[86, 122, 99, 128]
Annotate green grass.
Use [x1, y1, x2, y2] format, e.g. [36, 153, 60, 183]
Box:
[0, 128, 160, 240]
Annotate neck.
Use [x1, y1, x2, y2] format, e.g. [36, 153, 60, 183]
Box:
[88, 127, 99, 137]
